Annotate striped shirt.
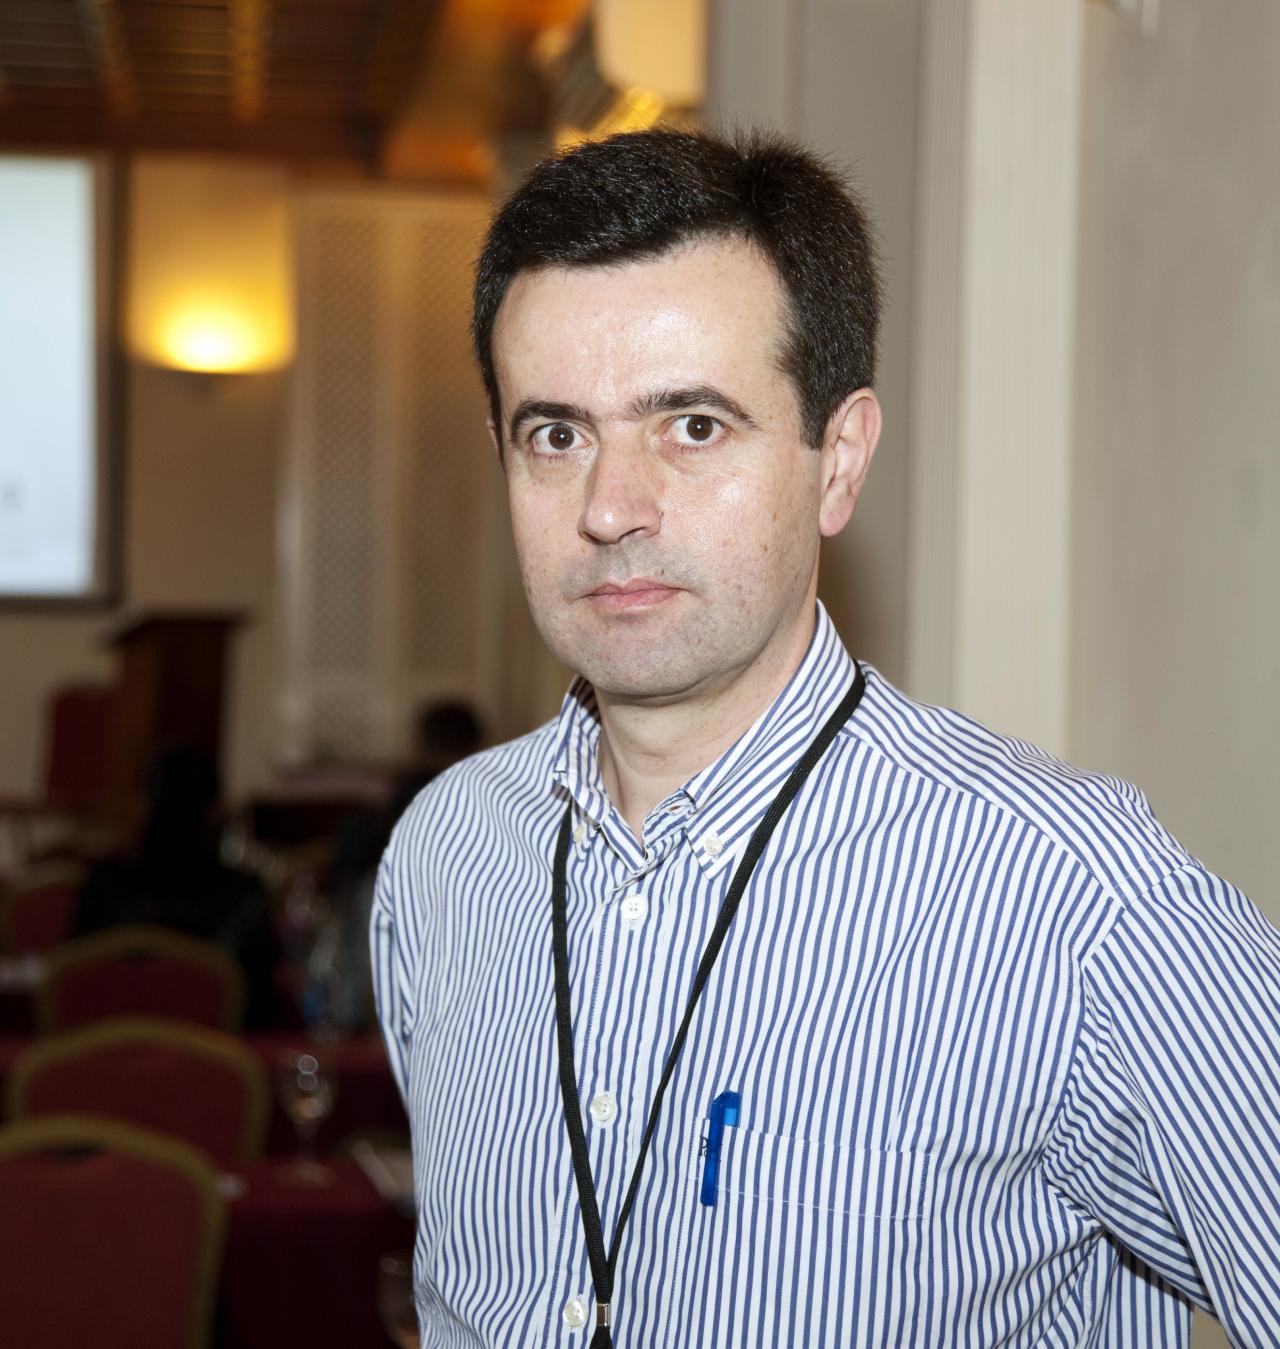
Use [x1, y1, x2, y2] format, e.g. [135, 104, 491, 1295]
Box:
[372, 603, 1280, 1348]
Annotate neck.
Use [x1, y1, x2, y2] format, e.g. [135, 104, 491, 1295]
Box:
[595, 608, 817, 841]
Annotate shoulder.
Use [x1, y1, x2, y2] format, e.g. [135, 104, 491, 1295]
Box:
[845, 665, 1192, 905]
[379, 716, 563, 883]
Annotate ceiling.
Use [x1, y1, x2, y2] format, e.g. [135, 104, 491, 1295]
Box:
[0, 0, 587, 179]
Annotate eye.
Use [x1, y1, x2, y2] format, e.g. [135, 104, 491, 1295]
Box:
[670, 414, 725, 447]
[531, 422, 583, 454]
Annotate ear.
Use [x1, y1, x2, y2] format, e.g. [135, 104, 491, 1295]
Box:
[487, 418, 505, 470]
[817, 388, 881, 538]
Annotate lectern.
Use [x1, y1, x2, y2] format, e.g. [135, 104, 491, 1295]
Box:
[105, 612, 246, 805]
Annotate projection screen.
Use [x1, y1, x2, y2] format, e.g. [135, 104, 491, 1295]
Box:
[0, 155, 118, 607]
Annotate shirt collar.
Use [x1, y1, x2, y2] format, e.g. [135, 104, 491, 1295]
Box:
[550, 602, 860, 875]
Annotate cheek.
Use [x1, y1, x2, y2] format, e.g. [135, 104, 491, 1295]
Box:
[515, 536, 556, 592]
[677, 462, 814, 570]
[508, 493, 556, 594]
[509, 470, 563, 543]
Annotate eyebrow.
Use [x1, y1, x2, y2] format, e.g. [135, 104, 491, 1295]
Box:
[507, 400, 593, 445]
[506, 385, 759, 447]
[626, 386, 759, 428]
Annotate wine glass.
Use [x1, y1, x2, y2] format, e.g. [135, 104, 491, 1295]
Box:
[376, 1249, 419, 1349]
[275, 1050, 336, 1186]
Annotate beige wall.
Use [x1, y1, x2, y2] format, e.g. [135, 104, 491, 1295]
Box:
[1070, 3, 1280, 916]
[123, 362, 283, 798]
[0, 158, 286, 810]
[710, 5, 1273, 1342]
[805, 0, 920, 687]
[1071, 15, 1278, 1343]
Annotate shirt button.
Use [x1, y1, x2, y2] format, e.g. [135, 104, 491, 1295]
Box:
[620, 892, 647, 927]
[572, 821, 588, 846]
[589, 1091, 618, 1126]
[702, 831, 723, 858]
[563, 1297, 589, 1329]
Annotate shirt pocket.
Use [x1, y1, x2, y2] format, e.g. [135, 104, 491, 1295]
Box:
[665, 1117, 939, 1347]
[713, 1128, 936, 1221]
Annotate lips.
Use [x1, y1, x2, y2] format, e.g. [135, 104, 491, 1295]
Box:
[590, 579, 671, 595]
[586, 579, 680, 611]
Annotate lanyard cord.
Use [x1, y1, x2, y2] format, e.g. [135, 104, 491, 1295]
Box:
[551, 667, 866, 1347]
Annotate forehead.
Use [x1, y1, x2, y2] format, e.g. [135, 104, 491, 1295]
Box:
[490, 238, 792, 411]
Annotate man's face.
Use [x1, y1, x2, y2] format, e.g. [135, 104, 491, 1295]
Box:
[491, 237, 852, 705]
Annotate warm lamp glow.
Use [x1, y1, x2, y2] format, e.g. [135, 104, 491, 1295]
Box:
[127, 159, 294, 374]
[151, 297, 287, 373]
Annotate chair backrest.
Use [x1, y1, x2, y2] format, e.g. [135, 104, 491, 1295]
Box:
[43, 684, 116, 812]
[39, 924, 246, 1032]
[0, 1113, 226, 1349]
[0, 863, 86, 955]
[8, 1016, 269, 1164]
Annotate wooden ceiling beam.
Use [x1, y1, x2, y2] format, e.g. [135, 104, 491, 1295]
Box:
[2, 4, 85, 23]
[0, 102, 379, 163]
[1, 57, 96, 74]
[0, 0, 569, 182]
[229, 0, 269, 121]
[361, 0, 443, 120]
[0, 27, 88, 50]
[76, 0, 136, 115]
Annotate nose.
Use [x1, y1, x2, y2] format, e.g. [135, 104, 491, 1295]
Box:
[578, 438, 662, 546]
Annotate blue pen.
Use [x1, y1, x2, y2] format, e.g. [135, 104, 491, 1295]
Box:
[699, 1090, 741, 1206]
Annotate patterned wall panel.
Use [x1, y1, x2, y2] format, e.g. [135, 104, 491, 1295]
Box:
[307, 213, 382, 678]
[400, 210, 493, 689]
[307, 688, 377, 760]
[282, 192, 499, 763]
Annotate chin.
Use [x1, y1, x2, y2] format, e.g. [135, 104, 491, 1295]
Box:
[589, 671, 692, 701]
[540, 628, 682, 696]
[573, 645, 719, 703]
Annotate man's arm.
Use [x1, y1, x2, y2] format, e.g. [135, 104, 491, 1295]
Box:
[1041, 862, 1280, 1345]
[370, 815, 427, 1104]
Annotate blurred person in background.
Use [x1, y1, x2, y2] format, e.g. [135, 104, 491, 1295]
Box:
[373, 130, 1280, 1348]
[76, 744, 278, 1028]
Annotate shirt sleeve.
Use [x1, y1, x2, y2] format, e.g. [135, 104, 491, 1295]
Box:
[1040, 862, 1280, 1345]
[370, 812, 429, 1105]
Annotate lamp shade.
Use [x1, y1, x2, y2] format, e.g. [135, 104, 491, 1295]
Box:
[126, 158, 293, 374]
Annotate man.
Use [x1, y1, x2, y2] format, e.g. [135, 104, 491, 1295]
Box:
[373, 129, 1280, 1347]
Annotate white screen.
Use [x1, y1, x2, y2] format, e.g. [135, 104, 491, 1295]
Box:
[0, 157, 104, 601]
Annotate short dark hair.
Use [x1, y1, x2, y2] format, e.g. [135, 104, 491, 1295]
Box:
[472, 127, 881, 449]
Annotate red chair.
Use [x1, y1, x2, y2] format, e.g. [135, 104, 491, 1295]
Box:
[0, 684, 116, 863]
[7, 1017, 269, 1165]
[0, 862, 86, 954]
[39, 924, 246, 1032]
[0, 1113, 226, 1349]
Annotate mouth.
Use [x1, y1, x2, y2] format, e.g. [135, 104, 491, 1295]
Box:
[585, 579, 681, 612]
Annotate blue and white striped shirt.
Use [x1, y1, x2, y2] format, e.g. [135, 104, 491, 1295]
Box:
[372, 604, 1280, 1347]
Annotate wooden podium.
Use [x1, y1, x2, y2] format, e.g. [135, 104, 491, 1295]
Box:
[105, 612, 246, 806]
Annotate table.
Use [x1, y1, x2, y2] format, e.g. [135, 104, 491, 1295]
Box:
[218, 1158, 414, 1349]
[250, 1032, 407, 1152]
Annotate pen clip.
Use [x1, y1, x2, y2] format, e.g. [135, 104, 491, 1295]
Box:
[699, 1090, 741, 1207]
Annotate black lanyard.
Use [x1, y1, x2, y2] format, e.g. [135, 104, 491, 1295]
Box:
[551, 668, 866, 1347]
